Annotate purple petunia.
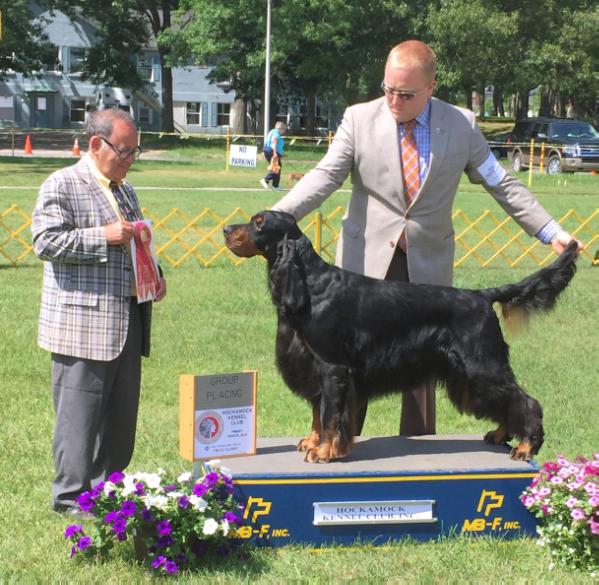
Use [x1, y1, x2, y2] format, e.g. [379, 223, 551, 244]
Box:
[141, 508, 154, 522]
[90, 482, 105, 498]
[157, 535, 174, 548]
[76, 492, 95, 512]
[178, 495, 190, 509]
[163, 483, 177, 493]
[164, 560, 178, 574]
[222, 511, 241, 524]
[64, 524, 83, 539]
[151, 555, 167, 569]
[193, 483, 207, 497]
[121, 500, 137, 517]
[112, 517, 127, 534]
[108, 471, 125, 484]
[77, 536, 92, 551]
[204, 472, 219, 488]
[156, 519, 172, 536]
[104, 510, 118, 525]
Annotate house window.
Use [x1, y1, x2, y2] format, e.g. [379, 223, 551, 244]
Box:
[186, 102, 201, 125]
[138, 54, 161, 82]
[216, 103, 230, 126]
[68, 48, 88, 75]
[70, 98, 86, 123]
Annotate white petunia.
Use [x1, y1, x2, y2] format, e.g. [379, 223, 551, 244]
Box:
[121, 475, 137, 496]
[167, 491, 183, 499]
[202, 518, 218, 535]
[189, 495, 208, 512]
[144, 495, 169, 510]
[177, 471, 192, 483]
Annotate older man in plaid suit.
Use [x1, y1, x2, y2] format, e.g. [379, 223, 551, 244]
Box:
[32, 109, 166, 513]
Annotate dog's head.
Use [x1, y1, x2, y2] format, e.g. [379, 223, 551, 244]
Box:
[223, 210, 304, 259]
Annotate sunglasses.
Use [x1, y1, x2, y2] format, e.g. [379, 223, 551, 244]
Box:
[101, 137, 142, 160]
[381, 81, 428, 101]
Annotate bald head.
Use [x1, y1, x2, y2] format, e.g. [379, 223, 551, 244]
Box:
[386, 40, 437, 83]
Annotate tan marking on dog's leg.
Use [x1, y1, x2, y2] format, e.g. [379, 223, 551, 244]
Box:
[304, 427, 353, 463]
[297, 404, 321, 452]
[510, 439, 533, 461]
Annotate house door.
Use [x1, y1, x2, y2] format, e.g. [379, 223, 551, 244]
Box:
[32, 94, 54, 128]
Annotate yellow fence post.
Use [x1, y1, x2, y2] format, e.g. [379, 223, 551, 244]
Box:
[328, 130, 333, 146]
[225, 127, 231, 172]
[539, 141, 545, 174]
[527, 138, 535, 188]
[314, 211, 322, 255]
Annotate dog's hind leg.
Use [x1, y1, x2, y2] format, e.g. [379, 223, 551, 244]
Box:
[505, 390, 544, 461]
[297, 400, 322, 453]
[304, 365, 355, 463]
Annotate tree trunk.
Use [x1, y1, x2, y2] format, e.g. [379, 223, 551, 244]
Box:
[465, 86, 473, 111]
[305, 95, 316, 136]
[538, 89, 551, 117]
[159, 53, 174, 133]
[493, 89, 505, 117]
[516, 91, 529, 120]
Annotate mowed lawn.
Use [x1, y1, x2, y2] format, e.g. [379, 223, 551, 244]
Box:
[0, 156, 597, 582]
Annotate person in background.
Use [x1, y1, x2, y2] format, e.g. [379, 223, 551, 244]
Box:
[260, 121, 287, 191]
[273, 39, 581, 438]
[31, 109, 166, 514]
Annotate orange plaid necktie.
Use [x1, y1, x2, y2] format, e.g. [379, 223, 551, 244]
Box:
[399, 119, 420, 251]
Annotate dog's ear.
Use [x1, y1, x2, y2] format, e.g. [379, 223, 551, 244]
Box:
[269, 236, 310, 315]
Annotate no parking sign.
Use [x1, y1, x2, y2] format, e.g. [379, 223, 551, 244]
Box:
[229, 144, 258, 168]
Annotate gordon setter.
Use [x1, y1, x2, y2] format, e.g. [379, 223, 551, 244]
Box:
[223, 211, 578, 463]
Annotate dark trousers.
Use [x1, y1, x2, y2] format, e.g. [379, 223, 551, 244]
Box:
[354, 247, 436, 436]
[51, 301, 142, 510]
[263, 148, 283, 188]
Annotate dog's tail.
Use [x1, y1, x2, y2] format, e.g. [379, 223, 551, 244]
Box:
[480, 241, 579, 331]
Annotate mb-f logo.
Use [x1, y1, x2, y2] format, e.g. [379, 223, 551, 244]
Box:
[233, 496, 290, 540]
[462, 489, 521, 533]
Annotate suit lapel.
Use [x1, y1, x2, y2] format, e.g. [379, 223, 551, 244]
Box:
[75, 159, 120, 224]
[376, 100, 405, 210]
[420, 98, 449, 194]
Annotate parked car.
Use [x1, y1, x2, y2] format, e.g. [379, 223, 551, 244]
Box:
[508, 117, 599, 174]
[488, 131, 511, 159]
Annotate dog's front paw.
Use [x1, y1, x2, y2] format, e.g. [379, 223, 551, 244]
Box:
[297, 431, 320, 452]
[304, 444, 331, 464]
[510, 440, 533, 461]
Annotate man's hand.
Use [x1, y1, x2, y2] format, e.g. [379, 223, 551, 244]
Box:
[105, 221, 134, 245]
[551, 230, 584, 255]
[155, 277, 167, 302]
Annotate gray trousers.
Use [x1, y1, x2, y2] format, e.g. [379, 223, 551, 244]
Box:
[51, 301, 142, 509]
[354, 247, 436, 436]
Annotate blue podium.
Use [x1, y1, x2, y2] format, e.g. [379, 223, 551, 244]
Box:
[225, 435, 538, 547]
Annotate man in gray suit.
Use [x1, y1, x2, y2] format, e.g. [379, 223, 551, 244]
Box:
[32, 109, 166, 513]
[273, 40, 579, 437]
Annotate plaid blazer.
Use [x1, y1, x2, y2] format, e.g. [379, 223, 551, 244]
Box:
[32, 158, 152, 361]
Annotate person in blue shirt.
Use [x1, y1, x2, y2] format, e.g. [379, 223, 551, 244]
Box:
[260, 121, 287, 191]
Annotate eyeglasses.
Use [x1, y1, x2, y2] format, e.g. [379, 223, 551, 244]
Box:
[100, 137, 142, 160]
[381, 81, 428, 101]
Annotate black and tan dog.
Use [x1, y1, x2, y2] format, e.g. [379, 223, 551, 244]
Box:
[224, 210, 578, 463]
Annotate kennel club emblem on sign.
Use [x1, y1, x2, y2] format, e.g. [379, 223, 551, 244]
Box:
[179, 372, 257, 460]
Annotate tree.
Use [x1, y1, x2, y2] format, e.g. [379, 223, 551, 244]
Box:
[56, 1, 180, 132]
[0, 1, 55, 78]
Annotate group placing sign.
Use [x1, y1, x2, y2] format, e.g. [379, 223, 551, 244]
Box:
[179, 371, 257, 461]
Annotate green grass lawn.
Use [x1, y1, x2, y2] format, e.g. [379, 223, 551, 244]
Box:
[0, 157, 597, 582]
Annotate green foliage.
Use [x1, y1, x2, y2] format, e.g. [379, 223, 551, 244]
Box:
[0, 0, 55, 77]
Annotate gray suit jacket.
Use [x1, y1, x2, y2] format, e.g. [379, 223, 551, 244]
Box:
[32, 158, 152, 361]
[274, 97, 553, 285]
